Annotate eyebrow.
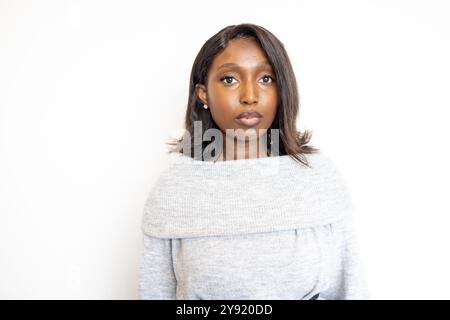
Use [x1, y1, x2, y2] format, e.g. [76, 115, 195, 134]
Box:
[217, 62, 272, 71]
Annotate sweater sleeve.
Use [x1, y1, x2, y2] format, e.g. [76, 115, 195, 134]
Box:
[138, 234, 177, 300]
[320, 215, 371, 300]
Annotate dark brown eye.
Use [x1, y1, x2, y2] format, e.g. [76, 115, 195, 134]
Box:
[220, 76, 237, 85]
[261, 75, 274, 84]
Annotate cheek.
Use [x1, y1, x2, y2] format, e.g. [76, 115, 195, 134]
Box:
[268, 85, 278, 105]
[209, 105, 234, 131]
[208, 85, 237, 109]
[262, 87, 278, 117]
[207, 86, 239, 125]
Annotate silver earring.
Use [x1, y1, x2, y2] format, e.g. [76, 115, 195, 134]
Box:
[203, 104, 208, 109]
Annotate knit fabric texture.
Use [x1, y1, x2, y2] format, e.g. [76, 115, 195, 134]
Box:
[139, 151, 370, 300]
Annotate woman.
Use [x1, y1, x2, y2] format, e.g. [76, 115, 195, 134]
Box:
[138, 23, 370, 300]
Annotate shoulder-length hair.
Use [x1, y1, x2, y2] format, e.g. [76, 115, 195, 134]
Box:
[166, 23, 320, 167]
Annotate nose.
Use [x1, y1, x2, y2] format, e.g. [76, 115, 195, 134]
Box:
[240, 79, 258, 105]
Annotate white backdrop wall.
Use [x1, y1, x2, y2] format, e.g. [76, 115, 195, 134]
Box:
[1, 0, 449, 299]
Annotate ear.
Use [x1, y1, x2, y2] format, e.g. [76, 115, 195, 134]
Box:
[195, 84, 208, 106]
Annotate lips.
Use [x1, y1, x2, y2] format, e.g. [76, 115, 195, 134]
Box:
[234, 110, 263, 127]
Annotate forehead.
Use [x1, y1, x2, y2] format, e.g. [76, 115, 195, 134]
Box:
[209, 38, 272, 71]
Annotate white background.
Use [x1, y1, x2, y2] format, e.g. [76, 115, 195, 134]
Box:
[1, 0, 449, 299]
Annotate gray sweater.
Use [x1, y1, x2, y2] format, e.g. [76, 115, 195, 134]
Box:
[139, 152, 370, 300]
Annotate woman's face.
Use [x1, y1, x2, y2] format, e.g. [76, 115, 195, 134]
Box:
[195, 38, 278, 139]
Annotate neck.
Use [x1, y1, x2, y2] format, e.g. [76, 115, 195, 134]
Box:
[220, 132, 269, 161]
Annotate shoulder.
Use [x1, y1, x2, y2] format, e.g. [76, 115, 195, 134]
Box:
[303, 150, 344, 174]
[296, 151, 352, 193]
[300, 151, 356, 217]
